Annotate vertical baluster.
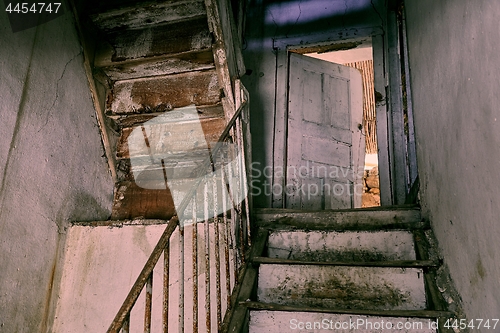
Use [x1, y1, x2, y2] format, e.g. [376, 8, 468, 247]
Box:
[122, 313, 130, 333]
[203, 181, 211, 332]
[236, 118, 252, 249]
[220, 158, 232, 309]
[179, 225, 184, 333]
[145, 273, 153, 333]
[192, 197, 198, 333]
[232, 122, 246, 266]
[163, 245, 169, 333]
[213, 174, 222, 329]
[225, 147, 240, 278]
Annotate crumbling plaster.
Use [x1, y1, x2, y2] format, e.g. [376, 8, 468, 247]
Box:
[0, 10, 113, 332]
[405, 0, 500, 323]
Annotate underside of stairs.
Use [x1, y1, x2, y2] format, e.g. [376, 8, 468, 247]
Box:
[70, 0, 245, 220]
[224, 206, 466, 333]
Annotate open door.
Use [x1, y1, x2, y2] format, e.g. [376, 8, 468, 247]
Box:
[285, 52, 365, 210]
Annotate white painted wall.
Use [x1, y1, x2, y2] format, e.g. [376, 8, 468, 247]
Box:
[0, 11, 113, 332]
[405, 0, 500, 324]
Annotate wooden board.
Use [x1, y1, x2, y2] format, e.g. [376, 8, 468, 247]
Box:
[90, 0, 206, 32]
[286, 53, 365, 210]
[111, 181, 176, 220]
[111, 104, 224, 127]
[99, 49, 215, 81]
[96, 16, 212, 64]
[116, 116, 226, 159]
[108, 70, 221, 115]
[254, 206, 425, 231]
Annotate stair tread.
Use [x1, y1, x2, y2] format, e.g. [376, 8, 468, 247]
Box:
[244, 301, 452, 318]
[108, 69, 220, 115]
[257, 264, 427, 311]
[255, 206, 426, 231]
[97, 49, 216, 81]
[94, 16, 212, 65]
[252, 256, 439, 268]
[249, 309, 441, 333]
[90, 0, 206, 32]
[267, 229, 417, 262]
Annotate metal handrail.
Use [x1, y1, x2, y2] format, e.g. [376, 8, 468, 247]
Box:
[107, 92, 250, 332]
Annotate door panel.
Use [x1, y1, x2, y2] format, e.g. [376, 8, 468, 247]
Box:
[286, 52, 365, 210]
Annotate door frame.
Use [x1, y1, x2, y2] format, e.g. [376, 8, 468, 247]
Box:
[271, 17, 418, 208]
[271, 27, 395, 208]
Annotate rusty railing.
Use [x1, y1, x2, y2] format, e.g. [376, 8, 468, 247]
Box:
[107, 82, 252, 333]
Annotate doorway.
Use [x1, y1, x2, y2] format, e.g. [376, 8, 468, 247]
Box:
[302, 45, 381, 208]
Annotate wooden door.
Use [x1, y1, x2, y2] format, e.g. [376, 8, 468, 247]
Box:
[286, 52, 365, 210]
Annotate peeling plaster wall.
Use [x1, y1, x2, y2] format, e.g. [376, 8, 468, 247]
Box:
[405, 0, 500, 323]
[242, 0, 385, 207]
[0, 11, 113, 332]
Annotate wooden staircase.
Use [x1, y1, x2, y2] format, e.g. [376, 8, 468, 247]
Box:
[224, 206, 461, 333]
[71, 0, 245, 220]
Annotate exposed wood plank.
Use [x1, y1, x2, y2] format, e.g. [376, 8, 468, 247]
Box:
[387, 11, 408, 204]
[111, 181, 176, 220]
[98, 49, 215, 81]
[271, 46, 288, 208]
[68, 0, 118, 183]
[373, 34, 393, 206]
[401, 9, 419, 186]
[110, 104, 224, 127]
[108, 70, 221, 115]
[90, 0, 206, 32]
[95, 16, 212, 64]
[254, 206, 424, 231]
[71, 219, 169, 227]
[115, 150, 209, 182]
[242, 301, 452, 319]
[257, 220, 429, 232]
[204, 0, 236, 115]
[116, 116, 226, 159]
[252, 257, 439, 268]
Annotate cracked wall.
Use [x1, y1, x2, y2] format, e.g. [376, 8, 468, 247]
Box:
[0, 10, 114, 332]
[241, 0, 385, 207]
[405, 0, 500, 324]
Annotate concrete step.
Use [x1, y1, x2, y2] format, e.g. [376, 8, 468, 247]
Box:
[257, 264, 427, 311]
[249, 310, 438, 333]
[254, 206, 426, 231]
[267, 230, 417, 262]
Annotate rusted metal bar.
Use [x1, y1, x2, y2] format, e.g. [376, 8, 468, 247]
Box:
[107, 217, 179, 333]
[179, 226, 185, 333]
[203, 182, 211, 332]
[145, 273, 153, 333]
[213, 177, 222, 329]
[220, 162, 232, 309]
[192, 197, 199, 333]
[122, 313, 130, 333]
[236, 117, 251, 249]
[163, 246, 169, 333]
